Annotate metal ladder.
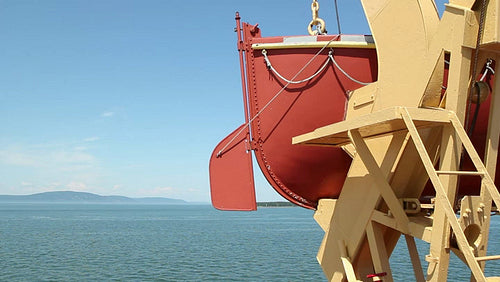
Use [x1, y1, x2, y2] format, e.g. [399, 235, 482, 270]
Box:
[400, 108, 500, 281]
[294, 106, 500, 281]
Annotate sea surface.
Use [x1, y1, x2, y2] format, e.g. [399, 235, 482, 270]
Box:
[0, 204, 499, 281]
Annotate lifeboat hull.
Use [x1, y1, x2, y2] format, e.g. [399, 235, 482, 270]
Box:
[210, 21, 377, 210]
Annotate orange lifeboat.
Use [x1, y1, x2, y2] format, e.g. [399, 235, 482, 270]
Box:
[210, 15, 377, 210]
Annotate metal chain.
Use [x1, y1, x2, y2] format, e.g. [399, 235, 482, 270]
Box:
[308, 0, 327, 35]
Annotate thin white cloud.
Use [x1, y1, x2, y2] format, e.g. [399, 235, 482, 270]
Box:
[83, 136, 100, 142]
[101, 111, 114, 118]
[66, 181, 87, 191]
[0, 149, 39, 166]
[52, 151, 95, 164]
[48, 182, 62, 189]
[155, 187, 175, 193]
[0, 146, 96, 170]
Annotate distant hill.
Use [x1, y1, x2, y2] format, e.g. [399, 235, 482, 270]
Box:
[0, 191, 187, 204]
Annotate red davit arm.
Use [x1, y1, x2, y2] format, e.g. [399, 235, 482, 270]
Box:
[209, 13, 257, 211]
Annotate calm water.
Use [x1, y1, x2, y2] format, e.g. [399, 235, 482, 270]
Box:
[0, 204, 498, 281]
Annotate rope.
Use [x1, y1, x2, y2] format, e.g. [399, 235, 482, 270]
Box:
[480, 59, 495, 81]
[263, 49, 372, 86]
[217, 36, 339, 157]
[262, 49, 332, 84]
[328, 51, 372, 85]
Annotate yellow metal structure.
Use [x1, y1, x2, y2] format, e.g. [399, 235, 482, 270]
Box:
[293, 0, 500, 281]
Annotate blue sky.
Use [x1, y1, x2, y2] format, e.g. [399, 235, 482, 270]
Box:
[0, 1, 446, 202]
